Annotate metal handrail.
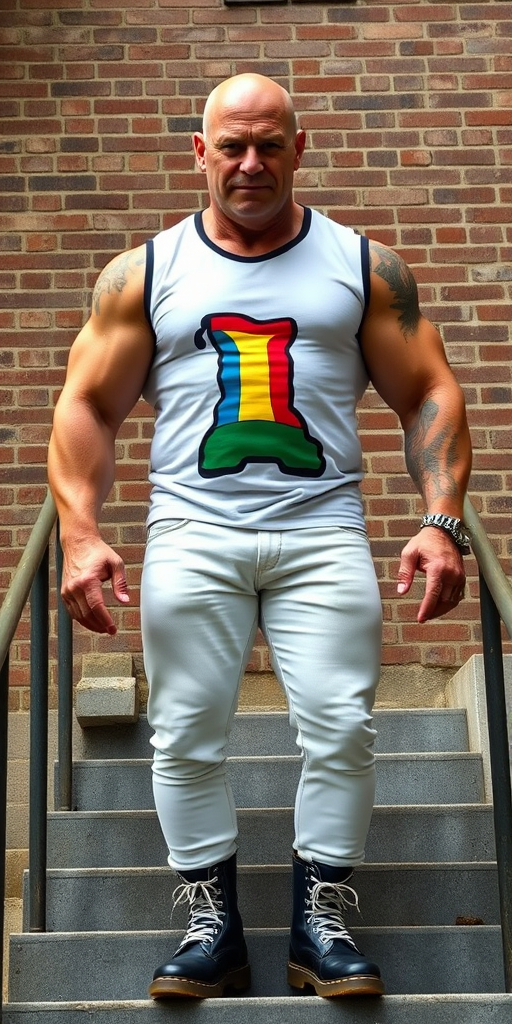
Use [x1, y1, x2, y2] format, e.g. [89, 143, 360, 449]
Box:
[464, 494, 512, 639]
[1, 491, 58, 1014]
[464, 493, 512, 991]
[0, 492, 57, 672]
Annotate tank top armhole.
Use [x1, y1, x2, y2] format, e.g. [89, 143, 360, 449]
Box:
[356, 233, 370, 350]
[144, 238, 157, 346]
[360, 234, 370, 314]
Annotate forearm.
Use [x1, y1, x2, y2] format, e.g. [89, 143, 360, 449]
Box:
[48, 394, 117, 545]
[403, 387, 472, 517]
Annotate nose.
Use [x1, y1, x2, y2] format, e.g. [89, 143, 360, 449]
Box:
[239, 146, 264, 175]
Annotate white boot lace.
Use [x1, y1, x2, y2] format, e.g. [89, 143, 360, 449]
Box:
[172, 877, 225, 950]
[306, 879, 361, 949]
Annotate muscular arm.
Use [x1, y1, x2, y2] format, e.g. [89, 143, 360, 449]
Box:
[48, 245, 155, 633]
[359, 241, 472, 621]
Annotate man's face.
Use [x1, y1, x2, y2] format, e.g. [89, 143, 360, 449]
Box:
[193, 91, 306, 233]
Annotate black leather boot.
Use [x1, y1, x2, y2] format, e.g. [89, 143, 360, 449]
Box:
[149, 852, 251, 998]
[287, 852, 384, 997]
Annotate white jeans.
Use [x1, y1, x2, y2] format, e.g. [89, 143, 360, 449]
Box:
[141, 520, 383, 872]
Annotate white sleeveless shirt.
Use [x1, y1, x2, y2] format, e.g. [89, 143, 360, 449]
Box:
[143, 207, 370, 531]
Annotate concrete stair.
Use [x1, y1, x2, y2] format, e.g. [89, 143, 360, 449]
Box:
[4, 708, 512, 1022]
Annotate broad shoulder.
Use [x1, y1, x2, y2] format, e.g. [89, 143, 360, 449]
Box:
[91, 244, 147, 321]
[367, 239, 422, 340]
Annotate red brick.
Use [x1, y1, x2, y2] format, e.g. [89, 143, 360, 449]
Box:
[400, 150, 432, 167]
[364, 187, 428, 207]
[25, 233, 58, 251]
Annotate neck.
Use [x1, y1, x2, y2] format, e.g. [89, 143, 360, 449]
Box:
[201, 204, 304, 256]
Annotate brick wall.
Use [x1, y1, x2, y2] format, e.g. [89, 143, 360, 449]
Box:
[1, 0, 511, 708]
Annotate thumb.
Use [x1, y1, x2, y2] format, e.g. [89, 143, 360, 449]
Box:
[397, 544, 418, 596]
[111, 562, 130, 605]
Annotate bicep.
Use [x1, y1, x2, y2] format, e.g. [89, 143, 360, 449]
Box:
[62, 319, 154, 433]
[58, 247, 154, 433]
[361, 313, 455, 426]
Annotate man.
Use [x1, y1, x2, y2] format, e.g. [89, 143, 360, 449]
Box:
[48, 73, 471, 1000]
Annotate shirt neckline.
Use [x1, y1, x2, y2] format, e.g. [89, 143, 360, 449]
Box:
[193, 207, 312, 263]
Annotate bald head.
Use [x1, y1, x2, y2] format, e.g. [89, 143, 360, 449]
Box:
[202, 74, 298, 141]
[193, 72, 306, 243]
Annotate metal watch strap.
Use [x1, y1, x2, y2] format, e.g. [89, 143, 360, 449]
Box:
[420, 513, 471, 555]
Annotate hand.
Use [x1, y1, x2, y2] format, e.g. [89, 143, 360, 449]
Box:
[61, 536, 130, 635]
[397, 527, 466, 623]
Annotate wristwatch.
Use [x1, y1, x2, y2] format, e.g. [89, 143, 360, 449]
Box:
[420, 513, 471, 555]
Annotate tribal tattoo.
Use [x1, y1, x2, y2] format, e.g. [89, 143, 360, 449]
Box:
[92, 251, 144, 316]
[404, 398, 459, 501]
[371, 242, 421, 339]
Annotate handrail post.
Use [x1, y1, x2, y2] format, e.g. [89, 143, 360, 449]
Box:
[56, 523, 73, 812]
[1, 654, 9, 1017]
[479, 570, 512, 992]
[28, 546, 49, 933]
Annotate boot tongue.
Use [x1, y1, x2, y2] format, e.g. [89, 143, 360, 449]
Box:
[178, 866, 212, 884]
[314, 861, 353, 885]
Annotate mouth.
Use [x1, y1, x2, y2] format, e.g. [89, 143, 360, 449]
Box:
[231, 180, 272, 191]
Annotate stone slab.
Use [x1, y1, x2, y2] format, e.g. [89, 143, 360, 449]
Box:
[7, 926, 506, 1000]
[75, 677, 139, 727]
[4, 995, 512, 1024]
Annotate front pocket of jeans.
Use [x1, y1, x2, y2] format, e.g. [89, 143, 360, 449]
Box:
[147, 519, 190, 541]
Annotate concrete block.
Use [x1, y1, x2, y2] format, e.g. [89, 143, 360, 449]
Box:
[81, 653, 134, 679]
[6, 805, 28, 850]
[6, 761, 28, 804]
[447, 654, 512, 802]
[75, 676, 139, 728]
[6, 713, 29, 759]
[5, 849, 28, 899]
[376, 664, 453, 709]
[2, 898, 21, 1003]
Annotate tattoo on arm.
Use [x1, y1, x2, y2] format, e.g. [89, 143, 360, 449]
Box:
[92, 251, 144, 316]
[371, 242, 421, 339]
[404, 398, 459, 501]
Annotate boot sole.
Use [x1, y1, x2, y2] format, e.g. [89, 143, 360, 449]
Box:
[288, 962, 384, 997]
[149, 964, 251, 999]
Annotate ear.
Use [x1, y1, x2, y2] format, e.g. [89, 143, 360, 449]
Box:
[193, 132, 207, 172]
[293, 129, 307, 170]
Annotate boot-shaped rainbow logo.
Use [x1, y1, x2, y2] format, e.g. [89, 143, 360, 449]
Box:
[194, 313, 325, 478]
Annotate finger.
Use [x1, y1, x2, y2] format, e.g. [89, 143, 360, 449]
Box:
[83, 580, 118, 634]
[417, 568, 444, 622]
[64, 579, 117, 635]
[111, 564, 130, 605]
[62, 594, 116, 635]
[419, 582, 466, 622]
[61, 592, 81, 624]
[396, 547, 418, 596]
[445, 580, 466, 601]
